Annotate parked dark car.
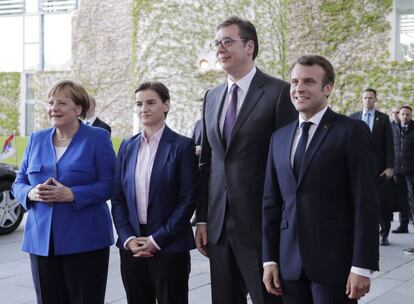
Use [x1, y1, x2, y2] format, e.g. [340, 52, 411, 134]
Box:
[0, 163, 23, 234]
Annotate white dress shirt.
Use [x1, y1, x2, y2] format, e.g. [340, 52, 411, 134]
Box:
[264, 107, 372, 278]
[123, 125, 165, 251]
[219, 66, 257, 134]
[84, 115, 97, 126]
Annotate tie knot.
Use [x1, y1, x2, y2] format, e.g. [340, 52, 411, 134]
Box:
[231, 83, 238, 93]
[301, 121, 312, 132]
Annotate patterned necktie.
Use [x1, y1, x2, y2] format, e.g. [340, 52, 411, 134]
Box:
[401, 126, 408, 136]
[223, 84, 239, 146]
[293, 122, 313, 179]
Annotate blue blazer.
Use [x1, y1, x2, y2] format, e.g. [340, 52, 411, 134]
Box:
[112, 125, 197, 253]
[12, 123, 116, 256]
[262, 108, 379, 285]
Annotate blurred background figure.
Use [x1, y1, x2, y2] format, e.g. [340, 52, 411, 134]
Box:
[111, 81, 198, 304]
[192, 103, 203, 157]
[84, 96, 112, 134]
[12, 80, 116, 304]
[392, 106, 414, 234]
[350, 88, 394, 246]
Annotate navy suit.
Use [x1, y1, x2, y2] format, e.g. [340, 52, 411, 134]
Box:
[111, 125, 197, 304]
[262, 108, 379, 303]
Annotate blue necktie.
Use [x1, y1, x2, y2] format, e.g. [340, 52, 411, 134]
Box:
[365, 112, 371, 131]
[223, 84, 238, 146]
[293, 122, 312, 179]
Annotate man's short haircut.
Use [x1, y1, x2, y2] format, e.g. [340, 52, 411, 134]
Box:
[400, 105, 412, 112]
[217, 16, 259, 60]
[364, 87, 377, 98]
[290, 55, 335, 86]
[48, 80, 90, 119]
[135, 81, 170, 117]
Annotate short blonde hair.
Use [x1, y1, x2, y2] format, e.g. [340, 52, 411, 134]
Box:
[47, 80, 90, 119]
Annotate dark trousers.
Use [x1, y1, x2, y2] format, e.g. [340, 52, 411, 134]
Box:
[282, 271, 357, 304]
[208, 203, 283, 304]
[119, 249, 190, 304]
[30, 247, 110, 304]
[404, 175, 414, 225]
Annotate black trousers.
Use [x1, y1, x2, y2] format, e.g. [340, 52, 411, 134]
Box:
[282, 271, 357, 304]
[30, 247, 110, 304]
[208, 202, 283, 304]
[119, 249, 190, 304]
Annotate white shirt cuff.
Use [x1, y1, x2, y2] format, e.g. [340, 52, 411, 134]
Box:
[123, 236, 136, 250]
[263, 261, 278, 268]
[351, 266, 373, 278]
[149, 235, 161, 251]
[196, 222, 207, 225]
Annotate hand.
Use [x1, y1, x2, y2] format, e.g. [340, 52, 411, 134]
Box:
[380, 168, 393, 178]
[133, 237, 157, 258]
[346, 272, 370, 300]
[195, 223, 208, 257]
[263, 264, 283, 296]
[28, 184, 46, 202]
[36, 178, 74, 203]
[126, 238, 142, 253]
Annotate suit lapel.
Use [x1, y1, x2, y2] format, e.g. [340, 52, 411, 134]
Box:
[285, 121, 299, 181]
[372, 110, 380, 133]
[213, 84, 228, 152]
[148, 126, 173, 204]
[298, 108, 335, 186]
[126, 135, 141, 221]
[228, 69, 265, 149]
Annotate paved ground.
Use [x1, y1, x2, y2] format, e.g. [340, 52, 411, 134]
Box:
[0, 215, 413, 304]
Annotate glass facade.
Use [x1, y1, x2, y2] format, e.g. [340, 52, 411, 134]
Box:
[396, 0, 414, 61]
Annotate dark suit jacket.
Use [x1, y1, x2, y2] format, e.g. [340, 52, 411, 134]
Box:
[197, 68, 296, 246]
[350, 110, 394, 174]
[93, 117, 112, 134]
[262, 108, 379, 285]
[192, 119, 202, 146]
[111, 125, 197, 253]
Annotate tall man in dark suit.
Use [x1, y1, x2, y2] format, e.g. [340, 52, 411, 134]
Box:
[84, 96, 112, 134]
[195, 16, 296, 304]
[350, 88, 394, 245]
[262, 55, 379, 304]
[392, 106, 414, 235]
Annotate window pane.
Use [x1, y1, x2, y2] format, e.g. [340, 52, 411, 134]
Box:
[24, 43, 39, 70]
[0, 16, 23, 71]
[44, 13, 71, 70]
[24, 15, 39, 43]
[25, 0, 39, 13]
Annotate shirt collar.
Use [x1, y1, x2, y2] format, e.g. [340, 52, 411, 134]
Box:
[141, 124, 165, 143]
[362, 108, 375, 116]
[227, 66, 257, 95]
[84, 115, 97, 125]
[298, 106, 328, 127]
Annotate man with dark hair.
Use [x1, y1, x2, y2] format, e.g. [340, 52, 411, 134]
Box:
[350, 88, 394, 245]
[262, 55, 379, 304]
[84, 96, 112, 134]
[392, 106, 414, 237]
[196, 16, 296, 304]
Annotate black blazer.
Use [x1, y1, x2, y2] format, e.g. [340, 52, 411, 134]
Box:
[192, 119, 202, 146]
[350, 110, 393, 174]
[197, 68, 296, 246]
[93, 117, 112, 134]
[262, 108, 380, 285]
